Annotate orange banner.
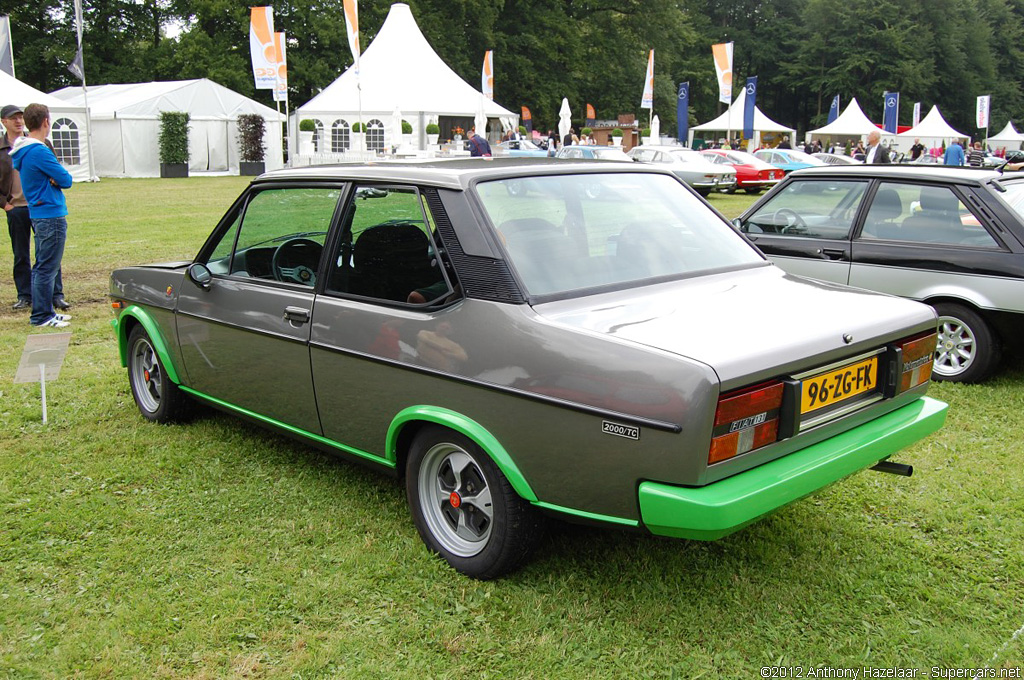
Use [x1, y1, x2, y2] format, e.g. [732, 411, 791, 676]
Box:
[711, 42, 733, 104]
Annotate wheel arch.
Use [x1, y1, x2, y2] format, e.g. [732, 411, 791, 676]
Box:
[387, 406, 538, 503]
[114, 305, 182, 385]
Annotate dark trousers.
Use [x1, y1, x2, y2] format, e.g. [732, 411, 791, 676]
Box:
[6, 205, 63, 302]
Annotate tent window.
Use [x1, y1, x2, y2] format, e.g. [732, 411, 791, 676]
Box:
[52, 118, 80, 165]
[366, 119, 385, 152]
[313, 120, 325, 152]
[331, 119, 350, 152]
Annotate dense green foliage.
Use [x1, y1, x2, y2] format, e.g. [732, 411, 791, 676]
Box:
[157, 111, 190, 164]
[9, 0, 1024, 136]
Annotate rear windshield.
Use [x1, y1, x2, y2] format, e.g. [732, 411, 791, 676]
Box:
[994, 179, 1024, 221]
[475, 172, 764, 297]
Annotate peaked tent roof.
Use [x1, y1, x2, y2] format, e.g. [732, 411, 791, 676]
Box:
[1, 70, 85, 112]
[297, 3, 514, 119]
[692, 87, 794, 134]
[987, 121, 1024, 143]
[896, 105, 967, 140]
[807, 97, 893, 137]
[50, 78, 283, 121]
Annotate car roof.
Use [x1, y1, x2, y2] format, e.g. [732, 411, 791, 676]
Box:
[253, 157, 661, 190]
[786, 164, 1015, 184]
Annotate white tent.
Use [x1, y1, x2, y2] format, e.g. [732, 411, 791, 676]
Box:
[807, 98, 893, 141]
[295, 3, 516, 153]
[897, 106, 968, 144]
[0, 70, 93, 182]
[690, 88, 795, 150]
[51, 79, 284, 178]
[987, 121, 1024, 150]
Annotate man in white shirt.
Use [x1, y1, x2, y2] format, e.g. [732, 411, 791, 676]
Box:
[865, 130, 891, 164]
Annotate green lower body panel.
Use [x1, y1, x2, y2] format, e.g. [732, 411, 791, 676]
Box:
[639, 396, 948, 540]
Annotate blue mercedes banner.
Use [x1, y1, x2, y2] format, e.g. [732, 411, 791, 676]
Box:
[743, 76, 757, 139]
[828, 94, 840, 124]
[677, 82, 689, 146]
[883, 92, 899, 133]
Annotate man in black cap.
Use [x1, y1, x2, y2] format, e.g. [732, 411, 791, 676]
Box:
[1, 103, 70, 311]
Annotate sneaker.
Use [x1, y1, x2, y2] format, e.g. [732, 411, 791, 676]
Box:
[12, 298, 30, 310]
[53, 297, 71, 310]
[53, 313, 72, 322]
[32, 316, 70, 328]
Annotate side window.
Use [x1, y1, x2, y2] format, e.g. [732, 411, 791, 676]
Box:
[203, 187, 340, 286]
[741, 179, 869, 239]
[326, 187, 452, 304]
[859, 182, 999, 248]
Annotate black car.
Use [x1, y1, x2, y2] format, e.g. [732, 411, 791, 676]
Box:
[737, 165, 1024, 382]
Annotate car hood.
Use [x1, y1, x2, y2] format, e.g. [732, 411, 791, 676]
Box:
[532, 265, 936, 387]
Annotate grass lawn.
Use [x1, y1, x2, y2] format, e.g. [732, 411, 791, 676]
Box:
[1, 177, 1022, 679]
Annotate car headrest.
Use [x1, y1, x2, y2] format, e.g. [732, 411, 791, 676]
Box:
[919, 188, 959, 213]
[871, 189, 902, 220]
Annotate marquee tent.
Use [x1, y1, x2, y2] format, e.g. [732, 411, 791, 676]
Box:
[986, 121, 1024, 150]
[0, 70, 93, 181]
[807, 98, 893, 141]
[51, 79, 284, 178]
[690, 87, 795, 149]
[896, 106, 967, 144]
[294, 2, 516, 153]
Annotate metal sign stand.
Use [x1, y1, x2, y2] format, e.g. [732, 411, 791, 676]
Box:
[15, 333, 72, 424]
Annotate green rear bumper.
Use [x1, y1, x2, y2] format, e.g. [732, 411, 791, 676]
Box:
[639, 396, 948, 540]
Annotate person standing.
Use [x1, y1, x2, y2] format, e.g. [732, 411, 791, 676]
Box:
[865, 130, 891, 164]
[967, 141, 986, 167]
[10, 103, 73, 328]
[467, 126, 492, 157]
[1, 104, 70, 312]
[944, 138, 966, 166]
[909, 138, 926, 161]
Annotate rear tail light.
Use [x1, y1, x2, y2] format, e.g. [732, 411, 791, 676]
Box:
[709, 381, 784, 464]
[895, 331, 937, 393]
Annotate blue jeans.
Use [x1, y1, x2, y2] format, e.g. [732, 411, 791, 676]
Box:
[30, 216, 68, 325]
[7, 206, 63, 302]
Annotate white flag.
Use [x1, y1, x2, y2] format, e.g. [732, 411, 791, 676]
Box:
[273, 32, 287, 102]
[976, 95, 991, 129]
[343, 0, 360, 75]
[1, 15, 15, 77]
[249, 7, 277, 90]
[641, 50, 654, 110]
[482, 50, 493, 100]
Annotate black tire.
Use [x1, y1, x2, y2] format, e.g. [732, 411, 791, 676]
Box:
[932, 302, 1000, 383]
[744, 187, 763, 195]
[405, 425, 541, 579]
[127, 325, 189, 422]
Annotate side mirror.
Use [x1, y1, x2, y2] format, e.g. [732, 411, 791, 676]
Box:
[187, 262, 213, 290]
[731, 218, 743, 230]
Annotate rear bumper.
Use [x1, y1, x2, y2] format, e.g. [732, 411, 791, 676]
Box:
[638, 396, 947, 540]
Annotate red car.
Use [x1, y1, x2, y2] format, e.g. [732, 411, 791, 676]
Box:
[701, 149, 784, 194]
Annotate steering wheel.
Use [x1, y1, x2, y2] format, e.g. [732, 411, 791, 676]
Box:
[773, 208, 807, 233]
[271, 238, 323, 285]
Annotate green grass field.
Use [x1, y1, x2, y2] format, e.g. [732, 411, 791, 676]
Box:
[1, 177, 1022, 679]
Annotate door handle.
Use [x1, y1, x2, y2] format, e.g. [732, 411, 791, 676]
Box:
[821, 248, 847, 261]
[283, 306, 310, 324]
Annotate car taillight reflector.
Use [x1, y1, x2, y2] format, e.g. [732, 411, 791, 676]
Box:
[709, 382, 784, 464]
[897, 331, 936, 393]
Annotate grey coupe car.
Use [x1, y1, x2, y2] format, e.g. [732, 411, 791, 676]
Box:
[111, 158, 947, 579]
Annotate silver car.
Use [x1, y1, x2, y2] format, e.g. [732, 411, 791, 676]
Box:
[110, 159, 946, 579]
[628, 145, 737, 195]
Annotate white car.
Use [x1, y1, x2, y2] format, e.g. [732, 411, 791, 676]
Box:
[628, 145, 737, 196]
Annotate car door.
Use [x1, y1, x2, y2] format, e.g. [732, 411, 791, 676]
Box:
[175, 183, 344, 434]
[739, 178, 871, 285]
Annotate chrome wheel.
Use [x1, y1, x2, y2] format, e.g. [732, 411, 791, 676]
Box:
[417, 442, 493, 557]
[130, 334, 163, 414]
[934, 315, 975, 378]
[930, 303, 998, 383]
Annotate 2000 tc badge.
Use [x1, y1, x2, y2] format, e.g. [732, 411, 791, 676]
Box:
[111, 158, 947, 579]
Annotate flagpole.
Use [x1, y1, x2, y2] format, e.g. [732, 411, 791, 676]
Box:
[72, 0, 96, 181]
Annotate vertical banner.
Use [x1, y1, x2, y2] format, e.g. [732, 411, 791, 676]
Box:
[743, 76, 757, 139]
[521, 107, 532, 132]
[827, 94, 840, 124]
[585, 104, 595, 127]
[481, 50, 493, 99]
[641, 49, 654, 110]
[0, 15, 15, 77]
[913, 101, 921, 127]
[711, 42, 733, 105]
[882, 91, 899, 134]
[677, 82, 689, 145]
[249, 7, 277, 89]
[68, 0, 84, 81]
[343, 0, 360, 74]
[273, 32, 287, 102]
[976, 95, 991, 129]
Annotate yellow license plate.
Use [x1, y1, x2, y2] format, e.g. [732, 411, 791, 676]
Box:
[801, 356, 879, 414]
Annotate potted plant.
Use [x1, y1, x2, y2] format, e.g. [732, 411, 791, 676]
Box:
[352, 121, 366, 152]
[298, 119, 316, 155]
[237, 113, 266, 175]
[401, 119, 413, 147]
[159, 111, 190, 178]
[611, 128, 624, 146]
[426, 122, 440, 146]
[519, 125, 528, 136]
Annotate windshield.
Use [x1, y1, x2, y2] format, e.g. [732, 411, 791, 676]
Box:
[726, 151, 761, 165]
[590, 148, 631, 161]
[994, 179, 1024, 221]
[475, 173, 764, 297]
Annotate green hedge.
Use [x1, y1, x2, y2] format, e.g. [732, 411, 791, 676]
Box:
[158, 111, 190, 164]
